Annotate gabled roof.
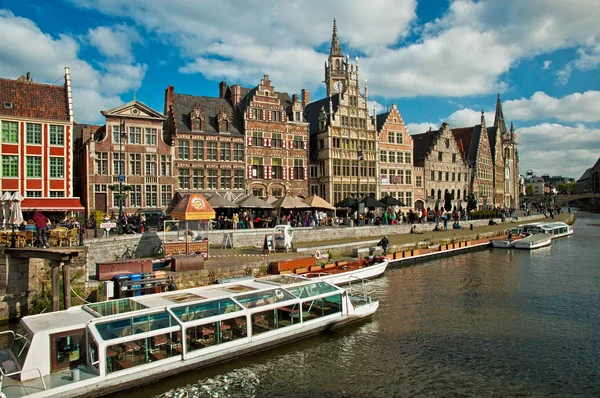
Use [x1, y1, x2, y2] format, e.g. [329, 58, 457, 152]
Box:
[304, 95, 340, 135]
[411, 129, 439, 167]
[451, 126, 478, 163]
[0, 77, 69, 121]
[172, 93, 243, 136]
[101, 99, 166, 120]
[593, 157, 600, 170]
[376, 111, 390, 131]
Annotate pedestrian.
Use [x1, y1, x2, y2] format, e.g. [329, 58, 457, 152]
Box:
[32, 209, 50, 248]
[443, 214, 448, 230]
[168, 276, 177, 291]
[378, 235, 389, 256]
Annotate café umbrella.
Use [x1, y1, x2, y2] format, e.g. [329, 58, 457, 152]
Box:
[0, 191, 12, 228]
[171, 194, 215, 255]
[9, 191, 24, 227]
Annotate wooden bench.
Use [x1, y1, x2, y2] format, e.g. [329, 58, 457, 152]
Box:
[323, 263, 336, 269]
[309, 265, 322, 272]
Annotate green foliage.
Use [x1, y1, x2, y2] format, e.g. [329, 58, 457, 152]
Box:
[327, 249, 334, 260]
[526, 185, 534, 195]
[29, 268, 89, 315]
[557, 182, 574, 195]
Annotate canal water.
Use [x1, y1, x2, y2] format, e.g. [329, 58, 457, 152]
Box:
[122, 212, 600, 398]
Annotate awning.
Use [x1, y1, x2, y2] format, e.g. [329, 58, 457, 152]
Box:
[21, 197, 85, 212]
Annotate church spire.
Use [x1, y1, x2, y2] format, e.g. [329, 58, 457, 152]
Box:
[494, 92, 507, 134]
[330, 19, 342, 56]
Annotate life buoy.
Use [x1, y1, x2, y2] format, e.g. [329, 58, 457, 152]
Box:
[314, 249, 321, 259]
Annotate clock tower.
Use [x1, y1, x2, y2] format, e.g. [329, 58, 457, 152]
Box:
[325, 19, 348, 97]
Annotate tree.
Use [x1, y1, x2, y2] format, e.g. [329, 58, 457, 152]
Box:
[557, 182, 574, 195]
[526, 185, 534, 196]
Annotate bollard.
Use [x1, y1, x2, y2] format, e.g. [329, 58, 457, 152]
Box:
[470, 224, 474, 231]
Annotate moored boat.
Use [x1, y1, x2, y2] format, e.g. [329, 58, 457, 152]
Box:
[514, 234, 552, 250]
[537, 222, 573, 239]
[300, 257, 390, 285]
[0, 275, 377, 398]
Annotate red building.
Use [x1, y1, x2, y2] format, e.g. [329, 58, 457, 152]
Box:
[0, 69, 82, 212]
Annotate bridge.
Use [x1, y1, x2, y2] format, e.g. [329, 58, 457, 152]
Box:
[554, 193, 600, 207]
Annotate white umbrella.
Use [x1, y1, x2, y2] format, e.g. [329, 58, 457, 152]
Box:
[9, 191, 24, 227]
[0, 192, 12, 228]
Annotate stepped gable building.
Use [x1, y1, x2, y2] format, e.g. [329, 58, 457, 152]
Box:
[376, 104, 414, 208]
[163, 85, 245, 201]
[0, 68, 85, 212]
[305, 19, 378, 204]
[239, 75, 310, 198]
[451, 111, 495, 209]
[412, 123, 470, 212]
[74, 99, 175, 215]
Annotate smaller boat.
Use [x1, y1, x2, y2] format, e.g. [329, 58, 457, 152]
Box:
[491, 227, 524, 248]
[514, 234, 552, 250]
[299, 257, 389, 285]
[537, 222, 573, 239]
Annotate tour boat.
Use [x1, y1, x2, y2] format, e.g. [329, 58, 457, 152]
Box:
[514, 233, 552, 250]
[0, 275, 378, 398]
[537, 222, 573, 239]
[300, 257, 390, 285]
[491, 227, 525, 248]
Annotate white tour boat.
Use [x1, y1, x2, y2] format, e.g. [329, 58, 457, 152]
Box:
[514, 233, 552, 250]
[491, 227, 525, 249]
[537, 222, 573, 239]
[0, 275, 378, 398]
[300, 257, 390, 285]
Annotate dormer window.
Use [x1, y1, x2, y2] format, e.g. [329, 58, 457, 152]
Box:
[190, 102, 204, 132]
[4, 102, 13, 109]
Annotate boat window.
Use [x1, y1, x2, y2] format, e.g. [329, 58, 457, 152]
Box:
[95, 312, 175, 341]
[106, 331, 179, 374]
[251, 304, 297, 335]
[297, 295, 343, 323]
[84, 299, 148, 317]
[50, 329, 85, 373]
[286, 282, 339, 299]
[87, 333, 100, 371]
[236, 289, 295, 309]
[171, 298, 242, 322]
[10, 324, 32, 364]
[185, 316, 248, 353]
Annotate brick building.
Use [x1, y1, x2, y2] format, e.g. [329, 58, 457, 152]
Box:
[163, 85, 246, 201]
[0, 68, 83, 212]
[74, 99, 175, 216]
[376, 104, 414, 209]
[241, 75, 310, 198]
[305, 20, 378, 204]
[413, 123, 471, 212]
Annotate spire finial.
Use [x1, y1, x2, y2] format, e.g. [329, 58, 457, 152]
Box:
[330, 18, 342, 56]
[133, 90, 137, 101]
[481, 109, 485, 124]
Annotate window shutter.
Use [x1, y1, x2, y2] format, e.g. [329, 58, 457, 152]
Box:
[263, 166, 268, 179]
[263, 138, 268, 147]
[282, 140, 286, 149]
[283, 167, 287, 180]
[304, 167, 308, 180]
[262, 110, 266, 121]
[289, 140, 294, 149]
[267, 138, 272, 147]
[268, 110, 272, 121]
[303, 140, 308, 150]
[267, 166, 272, 179]
[248, 165, 253, 179]
[247, 136, 252, 146]
[248, 109, 253, 119]
[289, 167, 294, 180]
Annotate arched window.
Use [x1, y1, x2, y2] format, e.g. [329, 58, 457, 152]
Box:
[451, 189, 455, 200]
[437, 189, 442, 199]
[431, 189, 435, 198]
[457, 190, 461, 200]
[335, 59, 340, 70]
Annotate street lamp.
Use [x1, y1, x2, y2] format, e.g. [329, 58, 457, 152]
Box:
[118, 118, 127, 234]
[356, 146, 364, 199]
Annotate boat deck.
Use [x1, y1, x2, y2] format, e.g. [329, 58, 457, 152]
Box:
[1, 364, 98, 398]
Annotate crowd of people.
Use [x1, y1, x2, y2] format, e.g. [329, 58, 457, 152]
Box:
[212, 210, 329, 230]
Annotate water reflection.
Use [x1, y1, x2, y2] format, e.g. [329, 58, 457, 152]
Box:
[117, 214, 600, 397]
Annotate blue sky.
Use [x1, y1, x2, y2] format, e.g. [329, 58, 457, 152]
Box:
[1, 0, 599, 180]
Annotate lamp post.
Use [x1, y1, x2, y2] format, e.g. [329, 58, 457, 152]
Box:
[118, 118, 126, 234]
[356, 146, 364, 199]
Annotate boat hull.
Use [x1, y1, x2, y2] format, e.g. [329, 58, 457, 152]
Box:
[514, 236, 552, 250]
[492, 239, 516, 248]
[304, 260, 389, 285]
[59, 304, 378, 398]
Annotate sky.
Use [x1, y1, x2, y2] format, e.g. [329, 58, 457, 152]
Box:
[1, 0, 599, 180]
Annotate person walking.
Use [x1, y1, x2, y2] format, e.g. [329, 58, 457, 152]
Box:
[378, 235, 389, 256]
[32, 209, 50, 248]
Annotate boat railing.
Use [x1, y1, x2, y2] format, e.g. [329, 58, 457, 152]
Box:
[0, 366, 47, 393]
[347, 275, 370, 305]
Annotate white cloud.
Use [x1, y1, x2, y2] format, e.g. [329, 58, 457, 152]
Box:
[0, 10, 146, 123]
[518, 123, 600, 177]
[87, 25, 142, 61]
[406, 122, 438, 135]
[504, 91, 600, 123]
[543, 60, 552, 69]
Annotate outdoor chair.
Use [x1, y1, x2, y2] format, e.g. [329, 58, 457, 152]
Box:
[49, 227, 69, 247]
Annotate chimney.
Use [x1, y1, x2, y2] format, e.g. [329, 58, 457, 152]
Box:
[64, 67, 74, 122]
[301, 89, 310, 107]
[26, 72, 31, 82]
[292, 94, 299, 104]
[219, 81, 227, 99]
[165, 86, 175, 115]
[231, 84, 241, 105]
